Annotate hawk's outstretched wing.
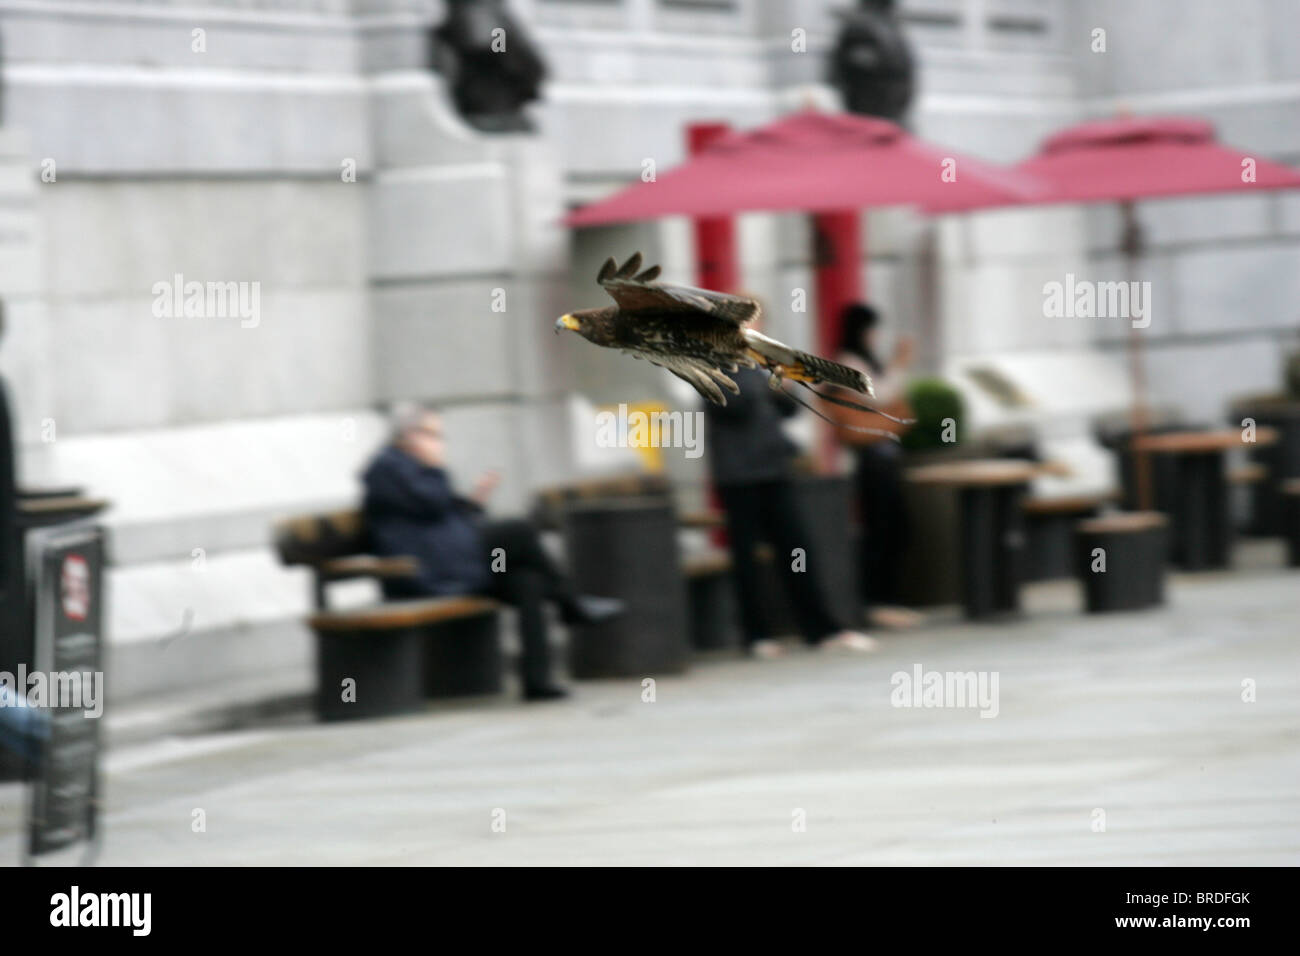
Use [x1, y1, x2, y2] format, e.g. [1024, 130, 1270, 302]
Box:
[596, 253, 761, 326]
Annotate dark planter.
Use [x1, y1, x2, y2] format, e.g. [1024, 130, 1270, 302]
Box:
[897, 446, 979, 608]
[563, 499, 689, 678]
[1074, 512, 1167, 613]
[422, 611, 503, 698]
[315, 627, 426, 722]
[687, 568, 737, 651]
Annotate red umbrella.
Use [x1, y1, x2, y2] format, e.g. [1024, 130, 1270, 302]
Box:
[928, 116, 1300, 211]
[566, 110, 1041, 226]
[928, 115, 1300, 509]
[566, 110, 1045, 469]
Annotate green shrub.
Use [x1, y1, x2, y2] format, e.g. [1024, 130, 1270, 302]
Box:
[901, 377, 964, 452]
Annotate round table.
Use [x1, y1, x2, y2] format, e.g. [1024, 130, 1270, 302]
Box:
[906, 460, 1040, 619]
[1130, 427, 1277, 570]
[1228, 397, 1300, 534]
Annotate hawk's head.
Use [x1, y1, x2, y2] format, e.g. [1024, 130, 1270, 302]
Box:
[555, 307, 617, 346]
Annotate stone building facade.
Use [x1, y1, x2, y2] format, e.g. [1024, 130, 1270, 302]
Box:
[0, 0, 1295, 699]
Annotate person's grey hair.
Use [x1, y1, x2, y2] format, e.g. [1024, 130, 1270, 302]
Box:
[389, 401, 438, 441]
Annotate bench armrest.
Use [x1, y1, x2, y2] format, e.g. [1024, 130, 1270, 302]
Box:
[317, 555, 421, 582]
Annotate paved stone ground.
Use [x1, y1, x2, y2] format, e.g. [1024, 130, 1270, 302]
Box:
[2, 545, 1297, 866]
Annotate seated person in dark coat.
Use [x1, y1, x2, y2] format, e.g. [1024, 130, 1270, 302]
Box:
[362, 404, 622, 701]
[704, 363, 877, 659]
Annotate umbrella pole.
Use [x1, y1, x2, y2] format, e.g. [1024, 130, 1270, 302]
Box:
[687, 123, 739, 292]
[1122, 199, 1153, 511]
[813, 209, 863, 471]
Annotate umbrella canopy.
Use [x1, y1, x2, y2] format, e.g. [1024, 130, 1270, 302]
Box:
[922, 114, 1300, 513]
[927, 115, 1300, 212]
[566, 110, 1043, 226]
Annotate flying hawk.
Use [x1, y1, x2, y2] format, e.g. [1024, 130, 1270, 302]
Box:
[555, 253, 903, 432]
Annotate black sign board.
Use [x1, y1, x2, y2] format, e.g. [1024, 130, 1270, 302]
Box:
[25, 524, 104, 862]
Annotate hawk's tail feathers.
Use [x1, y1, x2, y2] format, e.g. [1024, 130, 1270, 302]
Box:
[741, 328, 875, 398]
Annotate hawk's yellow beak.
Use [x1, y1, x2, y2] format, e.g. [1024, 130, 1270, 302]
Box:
[555, 314, 580, 334]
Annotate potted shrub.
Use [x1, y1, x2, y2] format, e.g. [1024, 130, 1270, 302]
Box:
[896, 378, 970, 607]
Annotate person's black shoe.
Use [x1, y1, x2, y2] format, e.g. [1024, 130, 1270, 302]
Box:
[560, 595, 626, 626]
[524, 685, 570, 702]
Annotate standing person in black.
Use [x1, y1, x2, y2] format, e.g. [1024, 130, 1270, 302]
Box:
[834, 303, 922, 630]
[362, 405, 623, 701]
[704, 365, 877, 659]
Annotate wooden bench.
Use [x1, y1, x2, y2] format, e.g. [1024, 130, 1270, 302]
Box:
[274, 509, 503, 721]
[1073, 511, 1168, 613]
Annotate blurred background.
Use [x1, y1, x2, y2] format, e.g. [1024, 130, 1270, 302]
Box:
[0, 0, 1297, 865]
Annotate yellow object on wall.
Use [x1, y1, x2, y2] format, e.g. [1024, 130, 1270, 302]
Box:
[596, 402, 670, 473]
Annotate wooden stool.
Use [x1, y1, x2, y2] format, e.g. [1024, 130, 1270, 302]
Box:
[1074, 512, 1168, 613]
[1022, 493, 1114, 581]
